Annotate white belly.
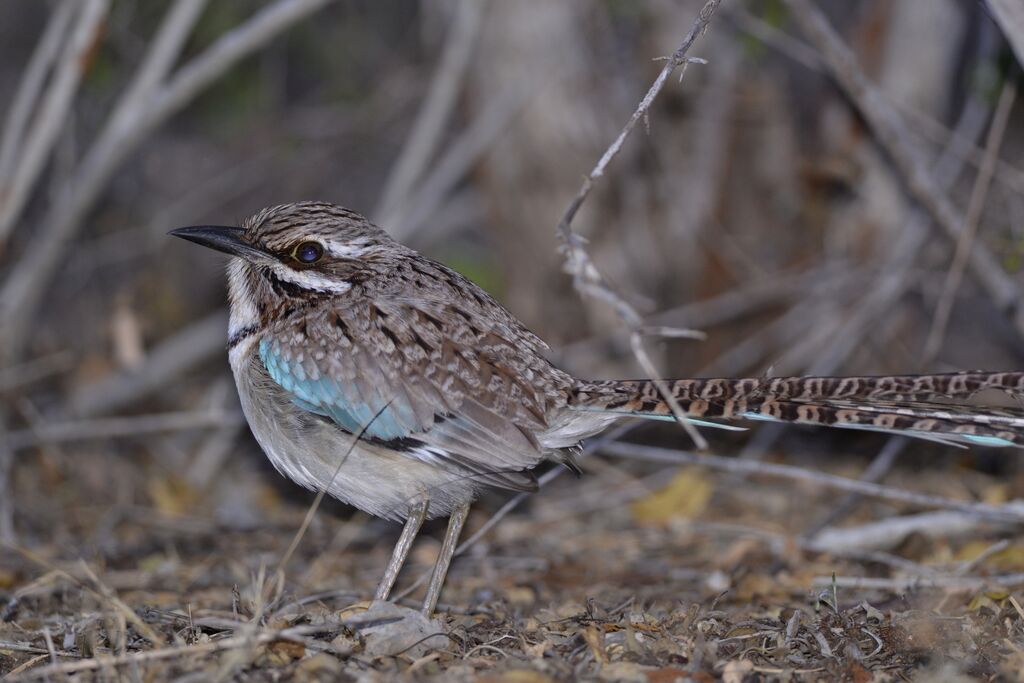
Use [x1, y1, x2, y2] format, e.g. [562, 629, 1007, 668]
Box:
[228, 336, 478, 521]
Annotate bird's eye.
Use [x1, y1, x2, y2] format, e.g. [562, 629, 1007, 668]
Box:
[294, 241, 323, 264]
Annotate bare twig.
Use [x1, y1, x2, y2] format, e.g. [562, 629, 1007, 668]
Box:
[77, 560, 166, 647]
[684, 519, 938, 577]
[186, 381, 244, 488]
[954, 539, 1011, 575]
[924, 80, 1017, 361]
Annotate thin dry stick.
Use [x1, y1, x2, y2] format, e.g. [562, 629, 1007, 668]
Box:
[0, 545, 166, 647]
[924, 79, 1018, 361]
[783, 0, 1024, 340]
[76, 560, 166, 647]
[685, 519, 938, 576]
[555, 0, 721, 451]
[268, 405, 391, 605]
[393, 83, 534, 241]
[10, 627, 334, 681]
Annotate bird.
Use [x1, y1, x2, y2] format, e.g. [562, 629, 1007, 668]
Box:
[171, 201, 1024, 615]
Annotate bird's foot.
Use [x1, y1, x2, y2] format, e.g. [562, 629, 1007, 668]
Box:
[339, 600, 449, 657]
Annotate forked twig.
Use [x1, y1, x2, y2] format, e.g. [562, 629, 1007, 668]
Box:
[554, 0, 722, 450]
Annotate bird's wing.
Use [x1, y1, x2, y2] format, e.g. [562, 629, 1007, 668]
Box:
[259, 275, 570, 492]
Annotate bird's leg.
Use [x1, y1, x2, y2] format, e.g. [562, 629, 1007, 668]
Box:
[374, 498, 428, 602]
[421, 503, 470, 615]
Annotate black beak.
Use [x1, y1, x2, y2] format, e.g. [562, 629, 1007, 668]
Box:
[169, 225, 270, 262]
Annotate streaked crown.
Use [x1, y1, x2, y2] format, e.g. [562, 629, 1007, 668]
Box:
[172, 201, 402, 304]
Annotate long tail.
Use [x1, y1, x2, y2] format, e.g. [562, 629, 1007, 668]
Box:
[570, 371, 1024, 448]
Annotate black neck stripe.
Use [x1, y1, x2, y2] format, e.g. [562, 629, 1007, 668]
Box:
[228, 324, 261, 349]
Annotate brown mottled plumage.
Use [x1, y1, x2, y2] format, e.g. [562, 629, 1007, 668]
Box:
[171, 201, 1024, 614]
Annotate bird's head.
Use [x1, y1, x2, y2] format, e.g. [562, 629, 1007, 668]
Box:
[171, 201, 394, 312]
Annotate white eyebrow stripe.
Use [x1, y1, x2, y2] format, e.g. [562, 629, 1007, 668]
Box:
[324, 239, 369, 258]
[268, 262, 352, 293]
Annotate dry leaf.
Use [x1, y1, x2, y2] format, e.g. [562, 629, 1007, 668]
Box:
[147, 476, 198, 517]
[631, 467, 713, 524]
[264, 638, 305, 665]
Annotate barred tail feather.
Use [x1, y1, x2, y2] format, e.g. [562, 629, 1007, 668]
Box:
[570, 371, 1024, 448]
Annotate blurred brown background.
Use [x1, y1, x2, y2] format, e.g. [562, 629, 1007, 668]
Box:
[2, 1, 1024, 678]
[2, 0, 1023, 567]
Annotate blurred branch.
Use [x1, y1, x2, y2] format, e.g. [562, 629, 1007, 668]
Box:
[924, 80, 1017, 361]
[0, 421, 12, 542]
[812, 507, 1017, 553]
[802, 437, 907, 539]
[734, 64, 996, 457]
[0, 0, 108, 246]
[0, 351, 75, 394]
[0, 0, 337, 362]
[783, 0, 1024, 341]
[729, 5, 1024, 200]
[184, 380, 243, 489]
[986, 0, 1024, 68]
[69, 309, 228, 417]
[394, 84, 532, 241]
[600, 441, 1024, 524]
[375, 0, 487, 227]
[7, 409, 242, 451]
[0, 2, 75, 186]
[555, 0, 721, 450]
[815, 572, 1024, 591]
